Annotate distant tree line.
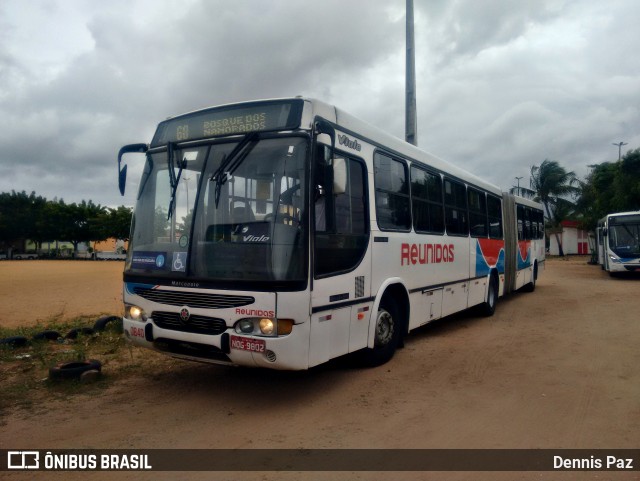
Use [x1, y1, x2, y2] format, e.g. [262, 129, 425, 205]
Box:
[577, 148, 640, 230]
[0, 190, 132, 256]
[514, 148, 640, 255]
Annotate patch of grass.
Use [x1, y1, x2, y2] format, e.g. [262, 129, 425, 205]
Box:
[0, 315, 162, 417]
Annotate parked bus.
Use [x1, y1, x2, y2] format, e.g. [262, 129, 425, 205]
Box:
[597, 211, 640, 274]
[117, 97, 545, 370]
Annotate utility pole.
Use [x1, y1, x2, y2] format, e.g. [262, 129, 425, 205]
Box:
[612, 141, 628, 161]
[405, 0, 417, 146]
[515, 176, 523, 196]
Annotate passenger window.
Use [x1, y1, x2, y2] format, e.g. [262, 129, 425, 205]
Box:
[517, 205, 525, 240]
[410, 166, 444, 234]
[374, 153, 410, 231]
[468, 188, 487, 237]
[444, 178, 468, 236]
[487, 195, 503, 239]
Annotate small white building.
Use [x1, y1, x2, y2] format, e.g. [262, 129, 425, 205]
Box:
[548, 220, 589, 256]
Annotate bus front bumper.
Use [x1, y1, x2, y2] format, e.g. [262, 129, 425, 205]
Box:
[123, 318, 310, 370]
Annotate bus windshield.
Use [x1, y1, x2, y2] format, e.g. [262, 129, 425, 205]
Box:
[608, 220, 640, 258]
[126, 136, 309, 284]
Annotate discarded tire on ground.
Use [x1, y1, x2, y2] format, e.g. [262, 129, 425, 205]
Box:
[0, 336, 29, 347]
[49, 359, 102, 381]
[64, 327, 96, 339]
[79, 369, 102, 384]
[92, 315, 121, 332]
[32, 330, 62, 341]
[1, 313, 120, 348]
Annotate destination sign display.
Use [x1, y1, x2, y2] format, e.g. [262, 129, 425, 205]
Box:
[151, 99, 303, 147]
[610, 214, 640, 225]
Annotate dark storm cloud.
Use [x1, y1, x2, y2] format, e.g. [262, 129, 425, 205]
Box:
[0, 0, 401, 206]
[414, 0, 640, 190]
[0, 0, 638, 205]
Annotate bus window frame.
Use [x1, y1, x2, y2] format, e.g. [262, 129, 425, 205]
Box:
[373, 151, 412, 233]
[313, 147, 370, 280]
[443, 177, 469, 237]
[468, 186, 488, 238]
[410, 164, 445, 235]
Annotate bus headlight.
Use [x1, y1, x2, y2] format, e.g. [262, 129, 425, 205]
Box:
[609, 254, 621, 263]
[238, 319, 254, 333]
[259, 318, 274, 335]
[233, 318, 294, 336]
[125, 305, 147, 322]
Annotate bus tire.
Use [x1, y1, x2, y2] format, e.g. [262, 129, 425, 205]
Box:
[523, 263, 537, 292]
[358, 300, 401, 367]
[481, 274, 498, 316]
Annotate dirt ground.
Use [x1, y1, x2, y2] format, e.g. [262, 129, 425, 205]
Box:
[1, 257, 639, 481]
[0, 260, 124, 328]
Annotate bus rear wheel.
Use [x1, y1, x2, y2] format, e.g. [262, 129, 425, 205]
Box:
[481, 275, 498, 316]
[523, 263, 538, 292]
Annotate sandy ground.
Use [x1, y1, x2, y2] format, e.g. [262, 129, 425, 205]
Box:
[0, 260, 124, 328]
[1, 257, 639, 481]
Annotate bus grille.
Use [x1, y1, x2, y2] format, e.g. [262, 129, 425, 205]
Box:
[152, 311, 228, 335]
[134, 287, 254, 309]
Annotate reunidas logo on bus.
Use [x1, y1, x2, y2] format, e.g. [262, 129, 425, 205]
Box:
[401, 243, 455, 266]
[235, 308, 275, 317]
[338, 134, 361, 151]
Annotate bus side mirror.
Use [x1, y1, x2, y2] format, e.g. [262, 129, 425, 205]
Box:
[314, 119, 335, 162]
[118, 143, 148, 196]
[602, 227, 607, 236]
[333, 157, 347, 195]
[118, 164, 128, 196]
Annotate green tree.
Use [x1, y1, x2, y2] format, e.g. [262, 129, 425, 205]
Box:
[576, 162, 618, 230]
[35, 198, 69, 253]
[1, 191, 136, 257]
[0, 190, 46, 254]
[521, 159, 580, 256]
[61, 200, 107, 256]
[617, 148, 640, 209]
[99, 206, 133, 241]
[576, 148, 640, 231]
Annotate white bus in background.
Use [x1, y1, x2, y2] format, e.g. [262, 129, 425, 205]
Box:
[597, 211, 640, 274]
[95, 251, 127, 260]
[117, 97, 545, 370]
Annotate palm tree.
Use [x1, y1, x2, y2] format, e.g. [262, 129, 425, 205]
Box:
[520, 159, 580, 256]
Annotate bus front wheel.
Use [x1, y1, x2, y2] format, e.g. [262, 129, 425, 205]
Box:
[358, 300, 401, 367]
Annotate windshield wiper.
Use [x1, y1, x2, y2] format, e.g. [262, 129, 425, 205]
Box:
[211, 132, 259, 207]
[167, 142, 187, 220]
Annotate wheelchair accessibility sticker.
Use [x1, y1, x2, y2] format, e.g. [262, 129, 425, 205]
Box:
[172, 252, 187, 272]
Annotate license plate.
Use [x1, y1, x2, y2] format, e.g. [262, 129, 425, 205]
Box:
[230, 335, 266, 353]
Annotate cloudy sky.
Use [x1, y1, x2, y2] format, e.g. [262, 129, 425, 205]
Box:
[1, 0, 638, 208]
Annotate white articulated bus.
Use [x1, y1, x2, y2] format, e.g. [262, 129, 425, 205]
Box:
[597, 211, 640, 274]
[117, 97, 545, 370]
